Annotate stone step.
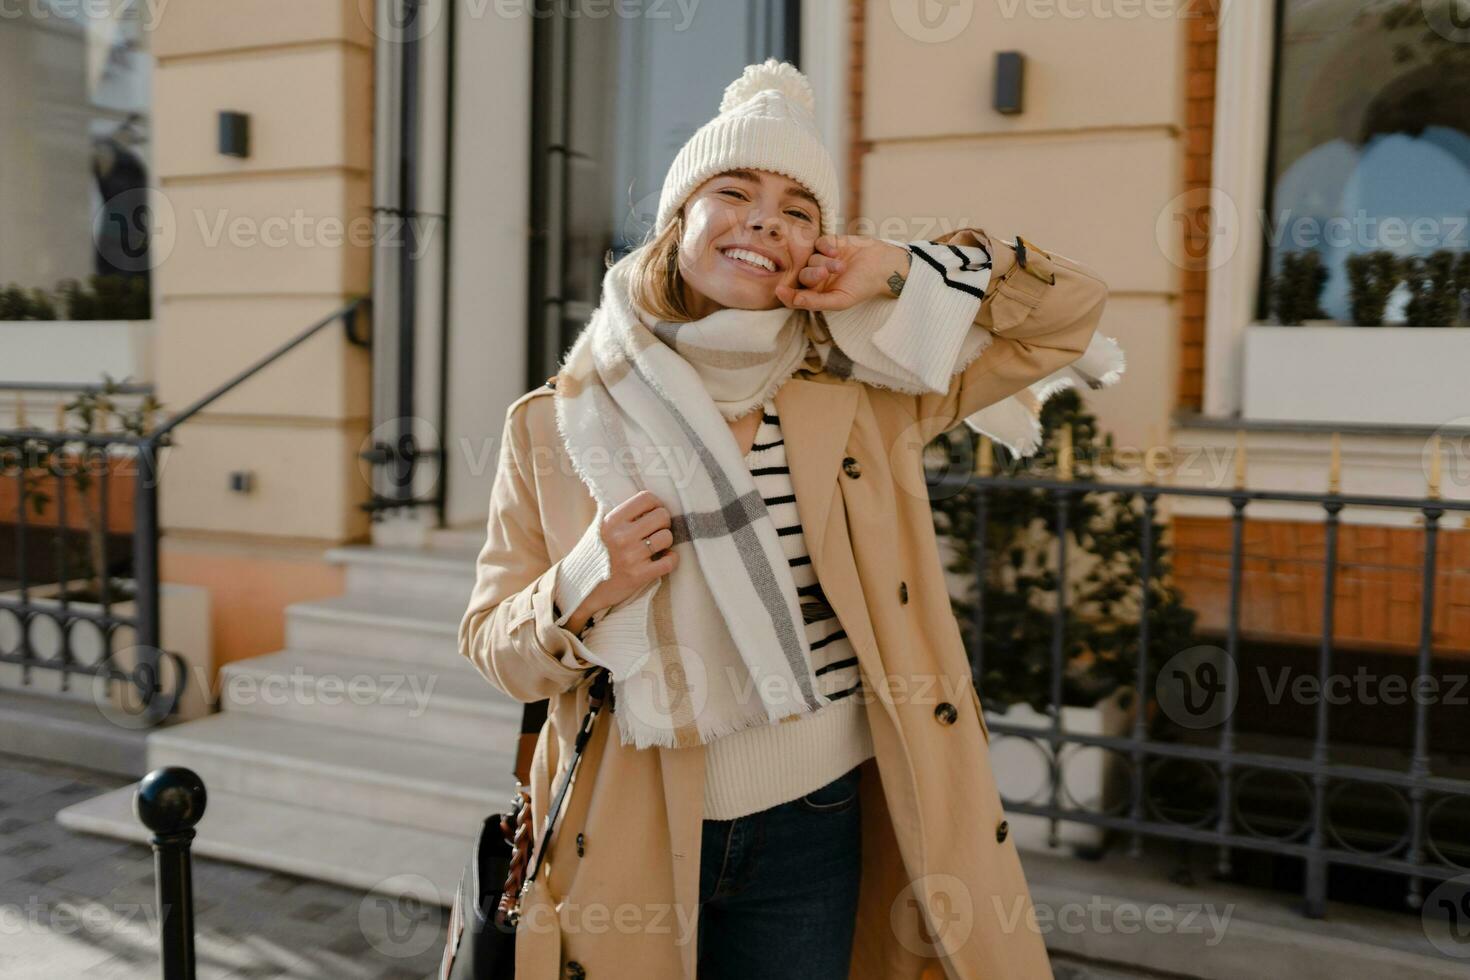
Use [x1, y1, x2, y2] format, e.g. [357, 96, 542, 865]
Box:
[0, 687, 150, 777]
[57, 784, 476, 906]
[218, 648, 522, 749]
[146, 712, 516, 837]
[284, 591, 475, 669]
[325, 544, 476, 605]
[427, 526, 488, 555]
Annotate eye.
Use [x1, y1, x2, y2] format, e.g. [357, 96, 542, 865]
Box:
[719, 189, 748, 200]
[786, 209, 813, 223]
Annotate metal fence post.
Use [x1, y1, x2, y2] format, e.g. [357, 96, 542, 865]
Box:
[135, 767, 207, 980]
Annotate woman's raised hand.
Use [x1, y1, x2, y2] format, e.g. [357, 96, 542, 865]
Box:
[775, 235, 912, 312]
[565, 490, 679, 633]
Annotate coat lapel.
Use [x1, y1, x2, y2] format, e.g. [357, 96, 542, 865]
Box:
[773, 375, 859, 570]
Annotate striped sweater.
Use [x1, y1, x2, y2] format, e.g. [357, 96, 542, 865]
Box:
[702, 396, 875, 819]
[552, 396, 874, 820]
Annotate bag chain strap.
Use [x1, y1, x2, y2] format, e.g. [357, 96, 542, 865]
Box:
[498, 667, 611, 926]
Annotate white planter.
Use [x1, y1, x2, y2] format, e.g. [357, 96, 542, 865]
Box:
[0, 581, 212, 723]
[1243, 324, 1470, 427]
[0, 320, 152, 387]
[985, 688, 1133, 854]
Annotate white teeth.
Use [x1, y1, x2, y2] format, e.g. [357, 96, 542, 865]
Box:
[722, 248, 776, 272]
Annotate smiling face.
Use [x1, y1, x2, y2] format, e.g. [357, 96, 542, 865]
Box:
[675, 168, 821, 317]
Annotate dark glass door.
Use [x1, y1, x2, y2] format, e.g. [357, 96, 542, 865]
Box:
[526, 0, 800, 384]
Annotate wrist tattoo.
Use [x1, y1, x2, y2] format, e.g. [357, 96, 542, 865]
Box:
[887, 270, 906, 298]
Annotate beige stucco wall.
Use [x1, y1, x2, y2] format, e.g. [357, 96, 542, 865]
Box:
[151, 1, 373, 544]
[860, 0, 1186, 458]
[147, 0, 375, 668]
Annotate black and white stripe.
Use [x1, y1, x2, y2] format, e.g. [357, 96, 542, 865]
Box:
[744, 398, 865, 704]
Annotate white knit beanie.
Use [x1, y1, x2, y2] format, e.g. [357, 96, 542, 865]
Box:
[656, 59, 841, 238]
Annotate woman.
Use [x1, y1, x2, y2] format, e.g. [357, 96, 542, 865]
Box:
[459, 60, 1122, 980]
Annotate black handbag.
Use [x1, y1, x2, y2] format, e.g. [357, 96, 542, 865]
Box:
[440, 667, 611, 980]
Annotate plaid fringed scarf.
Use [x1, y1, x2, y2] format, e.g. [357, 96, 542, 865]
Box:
[554, 239, 1123, 749]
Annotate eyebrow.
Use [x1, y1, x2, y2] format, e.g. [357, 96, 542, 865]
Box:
[717, 168, 820, 212]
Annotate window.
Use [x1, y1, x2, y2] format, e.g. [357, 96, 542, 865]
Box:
[526, 0, 801, 383]
[1259, 0, 1470, 327]
[0, 2, 153, 321]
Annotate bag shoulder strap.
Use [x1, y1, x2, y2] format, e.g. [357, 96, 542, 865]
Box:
[517, 668, 610, 900]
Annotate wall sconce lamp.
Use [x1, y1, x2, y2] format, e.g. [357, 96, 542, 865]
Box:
[994, 52, 1025, 115]
[218, 111, 251, 158]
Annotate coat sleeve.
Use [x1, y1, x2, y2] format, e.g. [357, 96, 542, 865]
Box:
[912, 227, 1110, 443]
[457, 401, 603, 703]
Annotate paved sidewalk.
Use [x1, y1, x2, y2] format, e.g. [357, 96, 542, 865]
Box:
[0, 753, 447, 980]
[1, 752, 1176, 980]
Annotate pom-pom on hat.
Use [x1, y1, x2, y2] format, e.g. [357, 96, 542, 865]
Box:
[655, 59, 840, 238]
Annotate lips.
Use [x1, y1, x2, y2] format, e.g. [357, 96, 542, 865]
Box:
[719, 246, 781, 276]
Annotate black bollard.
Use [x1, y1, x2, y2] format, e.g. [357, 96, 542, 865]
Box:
[135, 767, 207, 980]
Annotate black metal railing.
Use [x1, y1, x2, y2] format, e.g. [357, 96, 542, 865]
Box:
[0, 300, 368, 726]
[929, 437, 1470, 919]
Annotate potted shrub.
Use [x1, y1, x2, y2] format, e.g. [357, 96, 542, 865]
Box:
[1458, 252, 1470, 326]
[1269, 251, 1329, 325]
[930, 390, 1200, 855]
[0, 377, 211, 721]
[0, 275, 150, 322]
[1403, 250, 1465, 327]
[1345, 251, 1401, 327]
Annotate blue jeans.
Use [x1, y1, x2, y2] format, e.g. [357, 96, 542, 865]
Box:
[696, 763, 864, 980]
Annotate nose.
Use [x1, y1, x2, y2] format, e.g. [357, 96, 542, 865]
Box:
[746, 204, 784, 239]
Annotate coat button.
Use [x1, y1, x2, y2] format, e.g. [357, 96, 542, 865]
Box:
[934, 702, 957, 725]
[842, 456, 862, 478]
[898, 581, 909, 604]
[565, 962, 586, 980]
[576, 832, 585, 856]
[996, 819, 1010, 843]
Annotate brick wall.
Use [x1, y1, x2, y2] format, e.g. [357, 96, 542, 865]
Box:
[845, 0, 865, 230]
[1172, 516, 1470, 658]
[1179, 0, 1221, 411]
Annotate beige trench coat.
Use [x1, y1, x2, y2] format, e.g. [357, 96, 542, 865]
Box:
[459, 228, 1109, 980]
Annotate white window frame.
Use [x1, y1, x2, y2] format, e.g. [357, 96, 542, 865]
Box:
[1205, 2, 1470, 430]
[1201, 0, 1277, 420]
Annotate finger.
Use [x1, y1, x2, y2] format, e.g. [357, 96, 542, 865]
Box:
[608, 490, 662, 524]
[776, 285, 808, 308]
[645, 549, 678, 579]
[629, 505, 671, 539]
[797, 266, 831, 289]
[803, 254, 844, 274]
[641, 527, 674, 556]
[815, 235, 841, 257]
[788, 288, 857, 312]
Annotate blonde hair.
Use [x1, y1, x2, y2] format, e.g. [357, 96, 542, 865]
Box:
[623, 214, 699, 323]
